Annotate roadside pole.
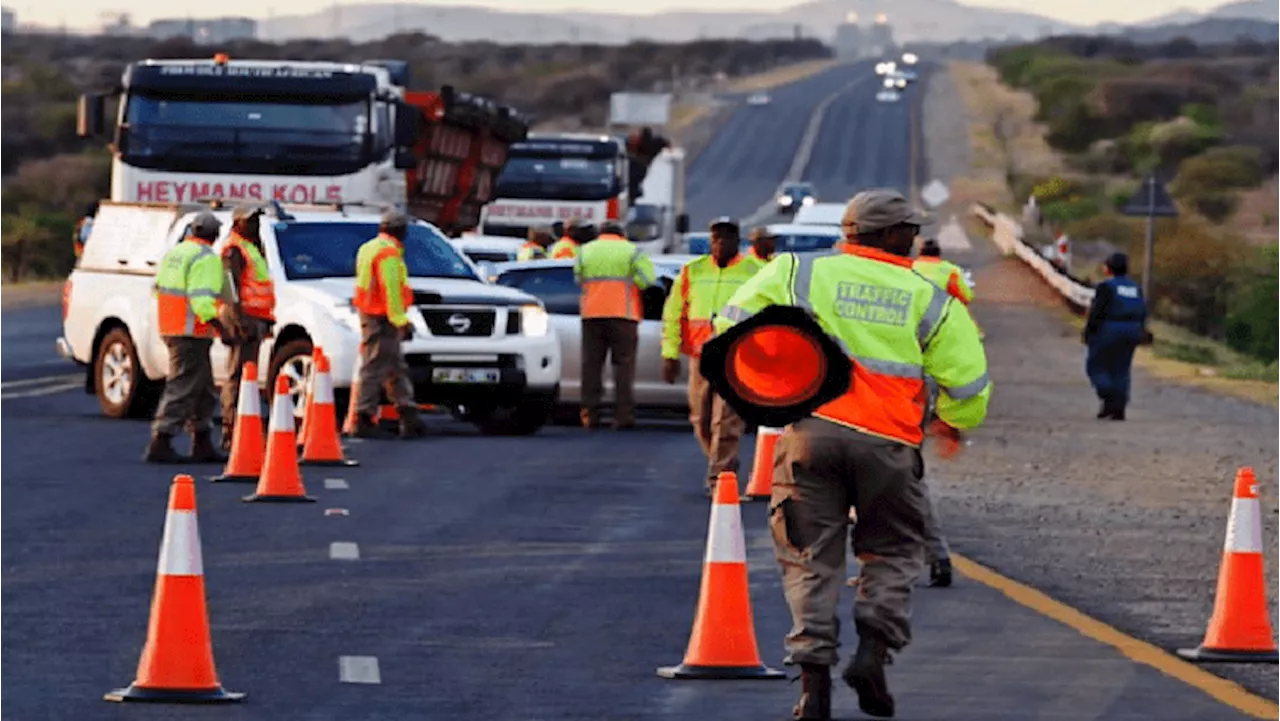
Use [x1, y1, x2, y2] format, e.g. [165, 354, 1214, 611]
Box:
[1122, 173, 1178, 301]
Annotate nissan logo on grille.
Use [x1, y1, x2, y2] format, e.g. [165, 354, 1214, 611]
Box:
[447, 313, 472, 334]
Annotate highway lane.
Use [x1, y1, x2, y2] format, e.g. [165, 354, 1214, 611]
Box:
[801, 78, 912, 203]
[1, 303, 80, 384]
[683, 60, 875, 229]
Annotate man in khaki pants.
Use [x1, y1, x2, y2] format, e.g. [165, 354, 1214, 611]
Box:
[661, 217, 762, 495]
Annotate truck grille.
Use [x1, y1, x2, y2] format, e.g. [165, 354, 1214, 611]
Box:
[420, 308, 496, 337]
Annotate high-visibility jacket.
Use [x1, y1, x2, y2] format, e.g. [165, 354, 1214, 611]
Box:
[661, 253, 763, 360]
[573, 233, 657, 321]
[913, 256, 973, 305]
[517, 242, 547, 262]
[155, 236, 223, 338]
[353, 233, 414, 327]
[221, 234, 276, 321]
[549, 237, 580, 260]
[714, 244, 991, 446]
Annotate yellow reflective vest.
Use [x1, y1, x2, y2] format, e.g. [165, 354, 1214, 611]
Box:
[715, 244, 991, 446]
[353, 234, 413, 328]
[661, 253, 763, 360]
[549, 237, 580, 260]
[155, 237, 223, 338]
[913, 257, 973, 305]
[573, 234, 657, 321]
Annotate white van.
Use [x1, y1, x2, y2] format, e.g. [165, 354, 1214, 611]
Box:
[58, 201, 563, 435]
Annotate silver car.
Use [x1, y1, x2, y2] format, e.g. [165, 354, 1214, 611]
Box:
[493, 255, 698, 415]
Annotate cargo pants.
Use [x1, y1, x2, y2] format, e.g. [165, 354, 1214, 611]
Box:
[219, 317, 269, 440]
[152, 337, 218, 437]
[770, 418, 927, 665]
[687, 367, 744, 486]
[580, 318, 639, 427]
[355, 314, 415, 417]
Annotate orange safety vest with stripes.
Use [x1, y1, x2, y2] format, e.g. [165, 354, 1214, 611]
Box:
[714, 244, 990, 446]
[573, 233, 658, 321]
[549, 237, 580, 260]
[352, 233, 414, 327]
[661, 253, 763, 359]
[155, 236, 224, 338]
[221, 234, 277, 321]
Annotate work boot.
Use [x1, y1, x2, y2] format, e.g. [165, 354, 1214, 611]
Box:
[1096, 398, 1111, 419]
[928, 558, 953, 588]
[353, 413, 392, 439]
[143, 432, 187, 464]
[1110, 401, 1126, 421]
[842, 625, 895, 718]
[190, 430, 228, 464]
[791, 663, 831, 720]
[580, 409, 599, 430]
[398, 405, 429, 439]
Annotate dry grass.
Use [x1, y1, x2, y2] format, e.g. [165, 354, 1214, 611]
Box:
[1, 279, 64, 309]
[1230, 176, 1279, 245]
[723, 58, 838, 93]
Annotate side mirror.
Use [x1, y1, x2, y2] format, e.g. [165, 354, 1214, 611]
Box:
[77, 94, 105, 138]
[675, 213, 690, 234]
[395, 101, 420, 148]
[394, 149, 416, 170]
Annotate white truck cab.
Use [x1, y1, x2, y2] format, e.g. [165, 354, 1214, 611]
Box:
[58, 201, 562, 435]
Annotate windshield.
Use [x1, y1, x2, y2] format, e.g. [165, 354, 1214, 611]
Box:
[494, 156, 620, 201]
[122, 96, 381, 176]
[275, 222, 478, 281]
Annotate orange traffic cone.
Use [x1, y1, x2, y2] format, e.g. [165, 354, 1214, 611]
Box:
[658, 471, 785, 680]
[296, 347, 320, 450]
[104, 474, 244, 703]
[741, 427, 783, 502]
[210, 362, 265, 483]
[301, 349, 358, 467]
[1177, 467, 1278, 663]
[343, 353, 361, 437]
[243, 374, 316, 503]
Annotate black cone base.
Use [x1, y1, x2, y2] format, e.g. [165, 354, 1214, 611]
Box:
[104, 683, 245, 703]
[300, 458, 359, 467]
[656, 663, 787, 680]
[740, 494, 769, 502]
[208, 473, 259, 483]
[241, 494, 317, 503]
[1176, 646, 1279, 664]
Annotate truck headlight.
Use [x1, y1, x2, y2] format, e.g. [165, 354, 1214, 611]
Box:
[520, 304, 549, 337]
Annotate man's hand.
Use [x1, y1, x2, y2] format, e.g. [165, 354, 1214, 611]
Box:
[661, 358, 681, 384]
[399, 324, 414, 342]
[210, 318, 238, 345]
[926, 419, 965, 459]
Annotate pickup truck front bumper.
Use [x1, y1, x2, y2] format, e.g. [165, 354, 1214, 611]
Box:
[55, 337, 75, 361]
[405, 352, 558, 408]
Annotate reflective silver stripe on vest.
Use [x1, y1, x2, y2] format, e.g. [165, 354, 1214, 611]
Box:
[917, 284, 949, 349]
[721, 304, 754, 323]
[792, 253, 816, 311]
[941, 370, 990, 400]
[854, 356, 923, 379]
[630, 246, 656, 288]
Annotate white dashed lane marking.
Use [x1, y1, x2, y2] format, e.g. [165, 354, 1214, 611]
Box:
[338, 656, 381, 684]
[330, 542, 360, 560]
[324, 478, 349, 490]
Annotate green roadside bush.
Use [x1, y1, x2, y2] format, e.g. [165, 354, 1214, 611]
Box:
[1223, 244, 1279, 361]
[1170, 145, 1266, 220]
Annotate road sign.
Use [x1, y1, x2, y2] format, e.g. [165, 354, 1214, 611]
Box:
[920, 179, 950, 209]
[608, 92, 672, 126]
[1122, 174, 1178, 218]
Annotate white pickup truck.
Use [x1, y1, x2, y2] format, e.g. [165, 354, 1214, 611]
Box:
[58, 201, 562, 435]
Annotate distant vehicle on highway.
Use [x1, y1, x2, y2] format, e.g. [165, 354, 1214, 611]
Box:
[60, 201, 562, 436]
[793, 202, 847, 227]
[492, 255, 699, 416]
[746, 92, 771, 106]
[776, 182, 817, 215]
[877, 89, 902, 103]
[682, 223, 841, 254]
[449, 234, 524, 282]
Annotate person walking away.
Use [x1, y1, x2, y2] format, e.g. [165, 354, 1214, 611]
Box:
[145, 211, 232, 464]
[518, 226, 554, 261]
[661, 217, 762, 496]
[912, 238, 973, 305]
[549, 218, 595, 260]
[217, 204, 276, 451]
[574, 220, 657, 430]
[1083, 252, 1147, 421]
[351, 210, 429, 440]
[748, 227, 778, 262]
[714, 189, 991, 719]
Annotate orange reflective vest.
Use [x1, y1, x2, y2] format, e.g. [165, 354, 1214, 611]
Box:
[353, 234, 414, 326]
[549, 237, 580, 260]
[573, 233, 657, 321]
[155, 237, 223, 338]
[661, 253, 763, 359]
[222, 234, 276, 321]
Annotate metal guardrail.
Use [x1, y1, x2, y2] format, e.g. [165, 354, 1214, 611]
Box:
[970, 203, 1096, 312]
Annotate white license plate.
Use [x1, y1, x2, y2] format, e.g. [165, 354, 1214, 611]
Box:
[432, 367, 500, 384]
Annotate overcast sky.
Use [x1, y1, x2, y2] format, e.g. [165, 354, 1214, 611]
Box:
[11, 0, 1233, 32]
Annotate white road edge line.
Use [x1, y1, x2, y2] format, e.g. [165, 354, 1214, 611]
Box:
[0, 373, 82, 390]
[338, 656, 381, 684]
[330, 541, 360, 560]
[1, 381, 85, 400]
[324, 478, 350, 490]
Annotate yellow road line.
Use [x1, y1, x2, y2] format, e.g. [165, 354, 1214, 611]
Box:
[951, 553, 1279, 719]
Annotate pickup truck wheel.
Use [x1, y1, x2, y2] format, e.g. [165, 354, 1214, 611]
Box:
[95, 327, 160, 419]
[472, 399, 551, 436]
[267, 338, 314, 426]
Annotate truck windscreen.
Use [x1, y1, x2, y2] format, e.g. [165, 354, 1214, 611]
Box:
[493, 157, 619, 202]
[121, 96, 389, 176]
[275, 223, 478, 281]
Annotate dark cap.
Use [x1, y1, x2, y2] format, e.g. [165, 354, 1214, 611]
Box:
[709, 216, 740, 233]
[189, 210, 222, 238]
[600, 220, 626, 236]
[380, 209, 410, 232]
[232, 203, 266, 222]
[842, 189, 928, 234]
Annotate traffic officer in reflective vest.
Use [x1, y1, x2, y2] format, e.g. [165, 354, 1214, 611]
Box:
[1083, 252, 1148, 421]
[574, 220, 657, 429]
[351, 210, 429, 440]
[217, 203, 276, 451]
[748, 226, 778, 262]
[714, 189, 991, 719]
[661, 217, 763, 495]
[550, 217, 595, 260]
[145, 210, 230, 464]
[913, 238, 973, 305]
[518, 225, 554, 261]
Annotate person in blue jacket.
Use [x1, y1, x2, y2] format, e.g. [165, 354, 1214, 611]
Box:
[1083, 252, 1149, 420]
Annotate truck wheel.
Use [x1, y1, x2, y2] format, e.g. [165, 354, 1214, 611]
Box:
[267, 338, 313, 426]
[95, 327, 161, 419]
[472, 399, 551, 436]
